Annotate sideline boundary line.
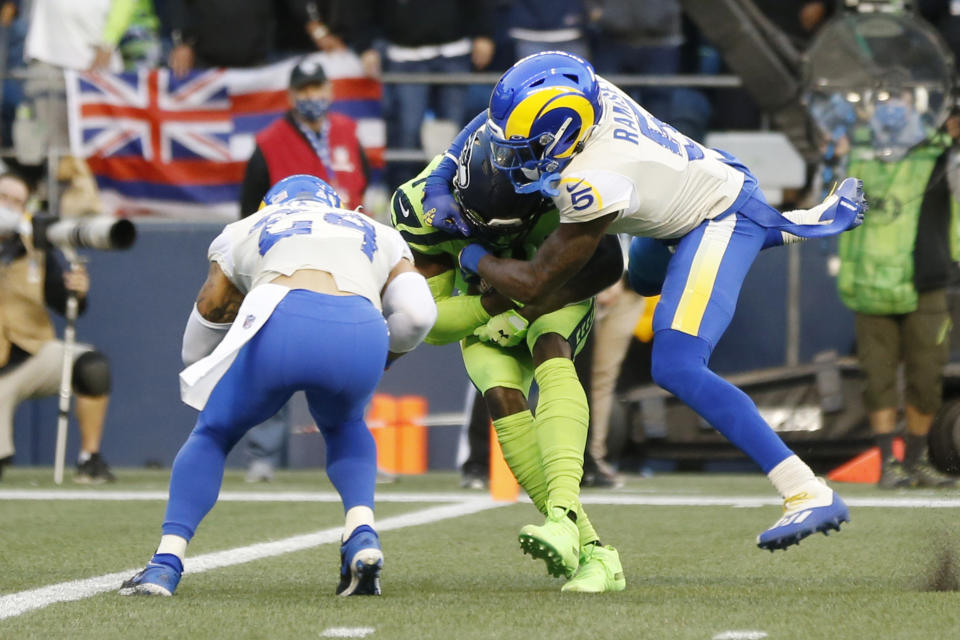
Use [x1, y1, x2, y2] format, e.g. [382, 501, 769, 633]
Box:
[0, 499, 503, 622]
[2, 489, 960, 508]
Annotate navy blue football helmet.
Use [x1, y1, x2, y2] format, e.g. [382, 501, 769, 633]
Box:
[452, 125, 547, 242]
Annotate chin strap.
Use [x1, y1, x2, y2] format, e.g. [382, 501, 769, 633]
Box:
[513, 170, 562, 198]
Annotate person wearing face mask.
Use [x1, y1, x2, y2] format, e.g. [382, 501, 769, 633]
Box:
[237, 58, 370, 482]
[239, 58, 370, 216]
[0, 173, 115, 483]
[837, 100, 960, 489]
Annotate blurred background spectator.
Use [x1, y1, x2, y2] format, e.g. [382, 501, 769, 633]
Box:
[240, 57, 369, 213]
[586, 0, 683, 123]
[0, 171, 115, 483]
[374, 1, 495, 186]
[507, 0, 589, 60]
[116, 0, 161, 71]
[167, 0, 286, 74]
[837, 106, 960, 489]
[19, 0, 134, 166]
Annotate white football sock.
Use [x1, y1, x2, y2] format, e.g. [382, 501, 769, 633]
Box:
[767, 455, 817, 498]
[156, 534, 188, 561]
[343, 506, 375, 542]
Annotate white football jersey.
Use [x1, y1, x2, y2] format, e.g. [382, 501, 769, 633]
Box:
[553, 78, 746, 239]
[208, 200, 413, 310]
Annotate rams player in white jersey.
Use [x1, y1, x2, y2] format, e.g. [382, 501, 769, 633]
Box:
[120, 175, 436, 597]
[423, 52, 867, 553]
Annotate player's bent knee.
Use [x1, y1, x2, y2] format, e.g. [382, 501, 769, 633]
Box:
[650, 342, 707, 396]
[72, 351, 111, 397]
[531, 333, 571, 367]
[484, 387, 528, 420]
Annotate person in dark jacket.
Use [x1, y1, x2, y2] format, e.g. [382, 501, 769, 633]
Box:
[373, 1, 496, 155]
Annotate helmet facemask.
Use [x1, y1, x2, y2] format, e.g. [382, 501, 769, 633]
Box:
[453, 127, 547, 244]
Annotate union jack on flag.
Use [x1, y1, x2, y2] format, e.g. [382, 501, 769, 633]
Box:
[66, 53, 385, 220]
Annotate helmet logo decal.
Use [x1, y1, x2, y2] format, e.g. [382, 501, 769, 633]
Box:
[503, 87, 595, 142]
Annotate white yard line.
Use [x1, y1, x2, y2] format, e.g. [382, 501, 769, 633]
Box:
[2, 489, 960, 508]
[713, 631, 768, 640]
[319, 628, 376, 638]
[0, 490, 490, 503]
[0, 499, 503, 622]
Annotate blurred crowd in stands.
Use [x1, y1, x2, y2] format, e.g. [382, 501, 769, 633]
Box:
[0, 0, 844, 185]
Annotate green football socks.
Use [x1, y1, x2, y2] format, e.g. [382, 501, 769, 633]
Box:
[533, 357, 588, 511]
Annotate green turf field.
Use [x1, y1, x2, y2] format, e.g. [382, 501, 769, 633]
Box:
[2, 469, 958, 639]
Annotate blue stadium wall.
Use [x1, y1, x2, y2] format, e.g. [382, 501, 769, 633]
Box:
[11, 222, 855, 471]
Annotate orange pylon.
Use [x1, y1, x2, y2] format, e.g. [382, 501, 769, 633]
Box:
[827, 437, 905, 484]
[396, 395, 428, 474]
[489, 422, 519, 501]
[368, 394, 398, 473]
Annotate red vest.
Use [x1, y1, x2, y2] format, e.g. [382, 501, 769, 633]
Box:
[256, 113, 367, 209]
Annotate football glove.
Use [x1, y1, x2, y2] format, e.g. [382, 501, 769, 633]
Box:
[423, 180, 470, 236]
[474, 309, 529, 347]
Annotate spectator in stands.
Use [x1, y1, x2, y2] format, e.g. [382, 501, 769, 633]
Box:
[240, 58, 369, 213]
[237, 58, 369, 481]
[20, 0, 135, 166]
[0, 0, 27, 149]
[0, 173, 115, 483]
[752, 1, 834, 49]
[117, 0, 162, 70]
[837, 106, 960, 489]
[305, 2, 377, 76]
[585, 0, 683, 122]
[166, 0, 299, 74]
[373, 1, 495, 158]
[507, 0, 590, 60]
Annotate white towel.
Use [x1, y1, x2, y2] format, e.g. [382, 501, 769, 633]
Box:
[179, 284, 290, 411]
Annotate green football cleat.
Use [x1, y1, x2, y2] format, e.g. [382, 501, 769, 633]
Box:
[519, 505, 580, 578]
[561, 544, 626, 593]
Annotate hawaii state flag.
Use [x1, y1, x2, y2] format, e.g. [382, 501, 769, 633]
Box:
[66, 52, 384, 221]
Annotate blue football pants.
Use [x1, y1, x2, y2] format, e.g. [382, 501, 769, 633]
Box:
[163, 290, 389, 540]
[648, 211, 795, 473]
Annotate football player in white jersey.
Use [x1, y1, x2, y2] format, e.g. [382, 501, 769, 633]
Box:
[120, 175, 436, 597]
[422, 52, 868, 553]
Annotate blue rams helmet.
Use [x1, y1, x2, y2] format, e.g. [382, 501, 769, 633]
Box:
[486, 51, 601, 195]
[452, 125, 547, 242]
[261, 174, 341, 209]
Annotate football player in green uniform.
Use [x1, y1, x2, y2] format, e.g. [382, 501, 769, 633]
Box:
[391, 126, 626, 592]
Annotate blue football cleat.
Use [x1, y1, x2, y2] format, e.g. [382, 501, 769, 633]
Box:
[336, 525, 383, 596]
[757, 479, 850, 551]
[119, 559, 182, 596]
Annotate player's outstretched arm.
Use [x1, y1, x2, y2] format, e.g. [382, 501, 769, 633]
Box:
[407, 249, 516, 346]
[181, 261, 243, 365]
[461, 212, 618, 304]
[382, 259, 438, 364]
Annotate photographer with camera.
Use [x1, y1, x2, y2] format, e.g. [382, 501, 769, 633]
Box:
[0, 173, 115, 483]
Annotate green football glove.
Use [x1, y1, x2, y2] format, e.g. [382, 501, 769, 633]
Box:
[473, 309, 529, 347]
